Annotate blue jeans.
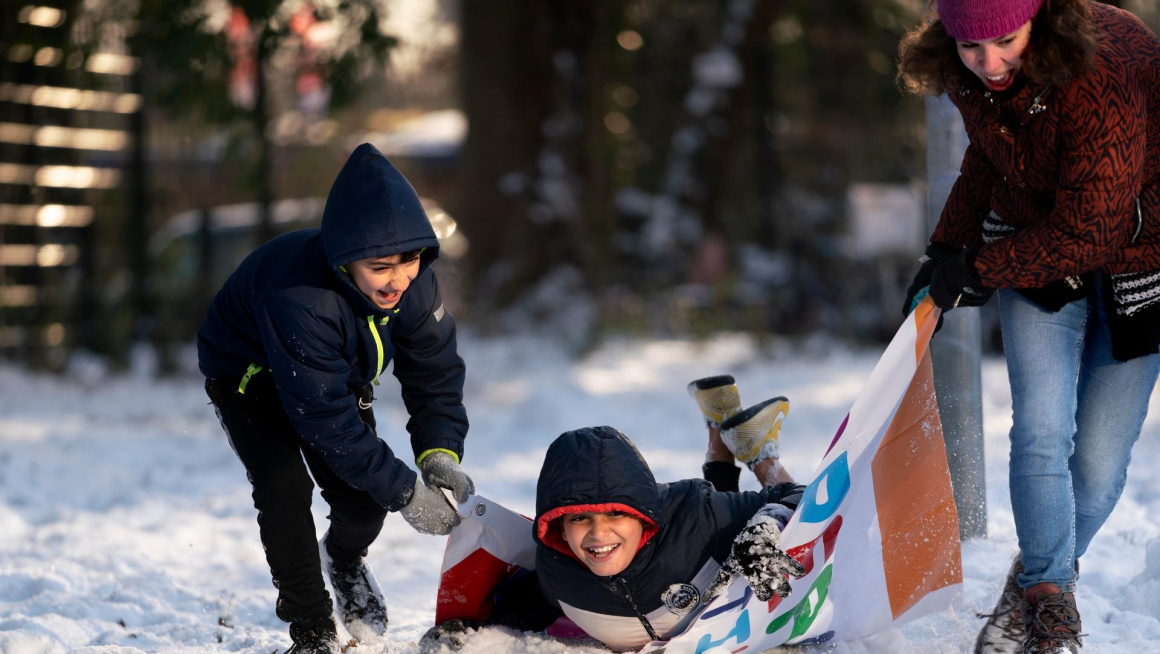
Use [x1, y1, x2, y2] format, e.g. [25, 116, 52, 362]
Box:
[999, 284, 1160, 592]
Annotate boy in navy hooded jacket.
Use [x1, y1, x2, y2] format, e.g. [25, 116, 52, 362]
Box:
[199, 144, 472, 653]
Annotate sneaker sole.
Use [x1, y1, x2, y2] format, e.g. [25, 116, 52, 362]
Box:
[720, 397, 789, 463]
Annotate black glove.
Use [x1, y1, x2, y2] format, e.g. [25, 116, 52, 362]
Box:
[929, 246, 993, 310]
[703, 504, 806, 603]
[903, 243, 959, 317]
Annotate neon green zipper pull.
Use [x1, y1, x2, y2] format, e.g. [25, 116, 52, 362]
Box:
[238, 363, 264, 394]
[367, 316, 384, 385]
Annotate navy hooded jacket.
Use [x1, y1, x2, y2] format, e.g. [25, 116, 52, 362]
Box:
[197, 143, 467, 512]
[530, 427, 801, 651]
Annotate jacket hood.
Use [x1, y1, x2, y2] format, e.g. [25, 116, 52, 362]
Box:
[321, 143, 439, 281]
[534, 426, 662, 561]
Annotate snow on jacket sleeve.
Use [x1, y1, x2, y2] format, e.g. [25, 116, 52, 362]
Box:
[390, 270, 468, 462]
[930, 140, 1000, 249]
[703, 482, 805, 564]
[259, 286, 417, 512]
[974, 63, 1147, 288]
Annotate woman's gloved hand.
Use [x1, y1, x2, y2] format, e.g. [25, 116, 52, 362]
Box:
[929, 246, 994, 310]
[903, 242, 961, 317]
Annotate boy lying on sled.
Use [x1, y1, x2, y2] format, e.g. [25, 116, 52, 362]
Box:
[423, 376, 808, 652]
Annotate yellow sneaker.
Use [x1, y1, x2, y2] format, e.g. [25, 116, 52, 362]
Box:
[687, 375, 742, 427]
[720, 397, 789, 465]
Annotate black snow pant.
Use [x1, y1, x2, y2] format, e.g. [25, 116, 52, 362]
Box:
[205, 372, 389, 625]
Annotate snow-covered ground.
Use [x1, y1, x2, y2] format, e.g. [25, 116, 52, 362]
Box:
[2, 333, 1160, 654]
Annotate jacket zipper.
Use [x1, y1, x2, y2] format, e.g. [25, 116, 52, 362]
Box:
[366, 316, 385, 386]
[1133, 196, 1144, 244]
[365, 309, 400, 387]
[615, 578, 661, 642]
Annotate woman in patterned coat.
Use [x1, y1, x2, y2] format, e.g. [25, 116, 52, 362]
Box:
[897, 1, 1160, 652]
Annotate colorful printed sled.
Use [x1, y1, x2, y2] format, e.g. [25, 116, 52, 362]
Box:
[434, 296, 962, 652]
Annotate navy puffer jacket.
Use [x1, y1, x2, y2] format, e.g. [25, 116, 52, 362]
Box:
[532, 427, 801, 651]
[197, 143, 467, 511]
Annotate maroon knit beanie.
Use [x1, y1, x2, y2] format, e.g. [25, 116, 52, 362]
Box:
[937, 0, 1044, 40]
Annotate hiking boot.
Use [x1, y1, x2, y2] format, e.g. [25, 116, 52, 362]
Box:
[974, 556, 1026, 654]
[1022, 583, 1082, 654]
[719, 397, 790, 466]
[286, 613, 341, 654]
[320, 532, 388, 644]
[687, 375, 742, 427]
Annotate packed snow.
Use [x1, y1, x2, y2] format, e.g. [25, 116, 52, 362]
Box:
[2, 332, 1160, 653]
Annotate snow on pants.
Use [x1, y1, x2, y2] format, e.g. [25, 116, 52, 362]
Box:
[205, 373, 389, 624]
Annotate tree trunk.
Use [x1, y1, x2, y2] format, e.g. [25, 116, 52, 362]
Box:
[454, 0, 606, 311]
[455, 1, 549, 296]
[697, 0, 783, 247]
[253, 28, 274, 248]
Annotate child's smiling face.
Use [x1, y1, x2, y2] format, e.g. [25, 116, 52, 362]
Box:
[346, 253, 420, 310]
[561, 510, 644, 576]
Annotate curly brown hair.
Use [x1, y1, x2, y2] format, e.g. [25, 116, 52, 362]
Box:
[896, 0, 1098, 96]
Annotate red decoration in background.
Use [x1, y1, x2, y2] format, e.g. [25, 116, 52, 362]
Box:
[225, 6, 256, 109]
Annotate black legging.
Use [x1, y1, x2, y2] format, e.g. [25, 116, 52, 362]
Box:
[701, 460, 742, 492]
[205, 373, 388, 624]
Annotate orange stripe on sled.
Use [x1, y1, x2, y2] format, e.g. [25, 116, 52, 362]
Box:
[871, 349, 962, 620]
[912, 297, 938, 364]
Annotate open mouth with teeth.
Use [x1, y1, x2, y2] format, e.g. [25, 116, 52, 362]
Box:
[982, 70, 1015, 91]
[585, 543, 621, 560]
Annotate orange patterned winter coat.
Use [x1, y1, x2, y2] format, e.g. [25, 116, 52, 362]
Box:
[931, 2, 1160, 290]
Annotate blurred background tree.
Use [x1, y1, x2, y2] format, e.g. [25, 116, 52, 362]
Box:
[132, 0, 397, 242]
[3, 0, 1158, 371]
[51, 0, 399, 366]
[455, 0, 923, 344]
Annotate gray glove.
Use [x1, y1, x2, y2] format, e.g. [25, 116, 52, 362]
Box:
[420, 452, 475, 504]
[399, 477, 460, 535]
[704, 504, 806, 603]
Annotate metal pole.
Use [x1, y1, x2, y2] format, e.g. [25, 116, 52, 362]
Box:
[925, 94, 988, 540]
